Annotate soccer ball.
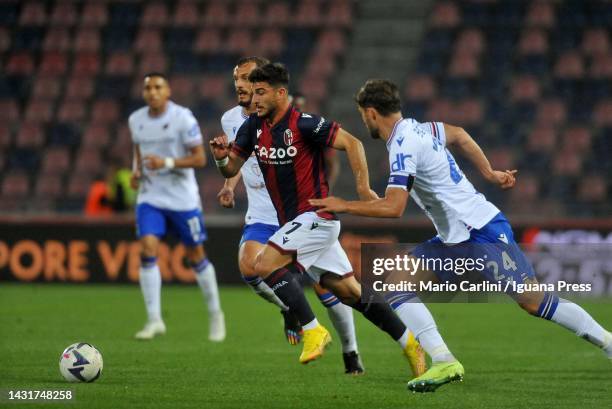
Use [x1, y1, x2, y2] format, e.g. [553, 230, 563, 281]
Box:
[59, 343, 103, 383]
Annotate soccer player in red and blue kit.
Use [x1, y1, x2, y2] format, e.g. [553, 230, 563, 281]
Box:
[210, 63, 426, 381]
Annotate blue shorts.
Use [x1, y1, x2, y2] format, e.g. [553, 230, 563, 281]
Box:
[239, 223, 279, 247]
[136, 203, 207, 246]
[414, 212, 536, 285]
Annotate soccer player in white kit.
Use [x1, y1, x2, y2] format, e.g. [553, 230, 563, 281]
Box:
[312, 79, 612, 391]
[129, 73, 225, 342]
[217, 57, 365, 374]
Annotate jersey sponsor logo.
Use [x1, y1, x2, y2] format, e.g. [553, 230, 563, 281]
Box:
[271, 280, 288, 291]
[284, 129, 294, 146]
[391, 153, 412, 172]
[313, 118, 325, 135]
[255, 145, 298, 160]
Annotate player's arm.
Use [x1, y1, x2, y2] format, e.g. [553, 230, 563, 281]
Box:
[131, 143, 142, 189]
[309, 187, 408, 218]
[142, 144, 206, 170]
[443, 123, 517, 189]
[330, 128, 377, 200]
[324, 149, 340, 191]
[218, 171, 242, 208]
[209, 134, 245, 178]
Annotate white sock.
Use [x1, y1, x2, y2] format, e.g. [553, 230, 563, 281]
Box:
[192, 258, 222, 314]
[243, 275, 289, 311]
[302, 318, 319, 331]
[395, 299, 455, 363]
[139, 257, 162, 323]
[323, 297, 358, 353]
[543, 295, 611, 349]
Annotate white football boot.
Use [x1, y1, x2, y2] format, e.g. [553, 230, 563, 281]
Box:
[209, 311, 226, 342]
[134, 320, 166, 340]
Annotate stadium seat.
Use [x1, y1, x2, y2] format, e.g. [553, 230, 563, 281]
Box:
[34, 174, 64, 199]
[561, 127, 592, 154]
[0, 99, 21, 122]
[172, 1, 199, 27]
[315, 30, 346, 55]
[40, 146, 70, 175]
[304, 55, 336, 78]
[65, 76, 95, 100]
[510, 76, 541, 102]
[235, 2, 260, 26]
[582, 28, 610, 56]
[138, 53, 168, 76]
[552, 149, 583, 177]
[326, 1, 353, 27]
[19, 1, 47, 26]
[589, 54, 612, 78]
[0, 126, 12, 149]
[455, 28, 485, 56]
[254, 29, 285, 57]
[263, 2, 290, 27]
[38, 51, 68, 75]
[430, 1, 461, 29]
[72, 53, 100, 76]
[49, 1, 77, 26]
[193, 29, 222, 54]
[73, 29, 100, 52]
[517, 29, 549, 55]
[299, 75, 328, 100]
[24, 100, 54, 123]
[592, 100, 612, 126]
[576, 174, 607, 203]
[135, 28, 163, 53]
[198, 75, 226, 99]
[202, 2, 230, 27]
[226, 29, 252, 54]
[82, 124, 111, 149]
[141, 2, 169, 27]
[448, 52, 480, 78]
[91, 99, 120, 124]
[525, 1, 556, 28]
[42, 27, 71, 51]
[295, 1, 321, 27]
[81, 3, 108, 27]
[405, 75, 437, 101]
[67, 173, 94, 198]
[15, 122, 44, 148]
[5, 52, 36, 75]
[74, 148, 103, 176]
[167, 75, 194, 102]
[56, 99, 87, 123]
[535, 99, 567, 126]
[554, 51, 585, 79]
[105, 52, 135, 76]
[1, 171, 30, 199]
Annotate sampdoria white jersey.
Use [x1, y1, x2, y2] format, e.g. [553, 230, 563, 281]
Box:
[221, 106, 279, 226]
[386, 118, 500, 243]
[129, 101, 203, 211]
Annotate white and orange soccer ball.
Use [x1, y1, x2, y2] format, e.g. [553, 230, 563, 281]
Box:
[59, 343, 103, 383]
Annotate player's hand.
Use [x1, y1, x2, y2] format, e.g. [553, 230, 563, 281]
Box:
[217, 187, 235, 208]
[130, 169, 141, 189]
[209, 134, 230, 160]
[489, 169, 517, 190]
[309, 196, 348, 214]
[143, 155, 165, 170]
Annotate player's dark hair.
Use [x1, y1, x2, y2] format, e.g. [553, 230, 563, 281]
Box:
[143, 72, 169, 82]
[236, 56, 270, 68]
[248, 62, 289, 88]
[355, 79, 401, 116]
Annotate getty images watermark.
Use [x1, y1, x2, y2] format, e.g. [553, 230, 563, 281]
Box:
[361, 243, 612, 302]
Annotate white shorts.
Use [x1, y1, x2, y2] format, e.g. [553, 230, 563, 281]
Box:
[268, 212, 354, 283]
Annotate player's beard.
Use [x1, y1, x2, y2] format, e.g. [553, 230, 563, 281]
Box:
[236, 90, 252, 107]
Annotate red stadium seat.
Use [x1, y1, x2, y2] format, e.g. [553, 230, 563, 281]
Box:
[226, 29, 252, 54]
[173, 1, 199, 27]
[135, 28, 163, 53]
[457, 99, 484, 125]
[263, 3, 290, 27]
[0, 99, 21, 122]
[19, 1, 47, 26]
[554, 52, 584, 79]
[510, 76, 541, 102]
[65, 76, 95, 100]
[425, 99, 454, 123]
[0, 28, 10, 53]
[304, 55, 336, 78]
[202, 2, 230, 27]
[56, 99, 87, 122]
[535, 99, 566, 126]
[1, 172, 30, 198]
[193, 29, 222, 53]
[105, 52, 135, 76]
[141, 2, 169, 27]
[5, 52, 35, 75]
[50, 2, 77, 26]
[40, 146, 71, 175]
[590, 54, 612, 78]
[577, 175, 607, 203]
[199, 75, 226, 99]
[82, 124, 111, 149]
[326, 0, 353, 27]
[234, 2, 260, 27]
[15, 122, 44, 148]
[43, 27, 71, 51]
[0, 126, 12, 149]
[299, 75, 328, 100]
[455, 28, 485, 55]
[315, 30, 346, 55]
[73, 29, 100, 52]
[552, 149, 582, 177]
[509, 173, 539, 203]
[582, 28, 610, 57]
[518, 29, 548, 55]
[430, 1, 461, 29]
[405, 75, 437, 101]
[138, 52, 168, 76]
[116, 125, 132, 146]
[448, 52, 480, 77]
[81, 3, 108, 27]
[34, 174, 64, 199]
[24, 100, 54, 123]
[593, 100, 612, 127]
[295, 1, 321, 27]
[39, 51, 68, 76]
[67, 174, 94, 198]
[91, 99, 120, 124]
[167, 75, 194, 102]
[561, 127, 592, 154]
[75, 148, 103, 176]
[72, 53, 100, 76]
[525, 1, 555, 28]
[526, 125, 556, 153]
[254, 29, 284, 56]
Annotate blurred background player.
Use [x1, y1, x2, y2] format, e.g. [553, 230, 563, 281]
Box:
[129, 73, 225, 342]
[211, 63, 425, 379]
[312, 78, 612, 390]
[218, 57, 363, 374]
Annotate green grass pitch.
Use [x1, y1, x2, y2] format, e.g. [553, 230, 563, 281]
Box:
[1, 284, 610, 409]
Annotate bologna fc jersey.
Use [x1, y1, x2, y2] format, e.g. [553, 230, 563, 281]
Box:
[231, 106, 338, 225]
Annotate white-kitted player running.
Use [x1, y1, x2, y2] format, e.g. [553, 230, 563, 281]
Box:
[129, 72, 225, 341]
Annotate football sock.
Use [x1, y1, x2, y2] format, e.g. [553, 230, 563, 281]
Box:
[538, 293, 610, 349]
[392, 296, 456, 363]
[192, 258, 222, 314]
[263, 264, 316, 327]
[318, 292, 358, 353]
[139, 256, 162, 323]
[242, 274, 289, 311]
[350, 295, 407, 345]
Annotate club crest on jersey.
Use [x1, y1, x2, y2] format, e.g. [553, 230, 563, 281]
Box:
[284, 129, 294, 146]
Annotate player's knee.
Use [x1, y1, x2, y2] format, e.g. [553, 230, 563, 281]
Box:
[185, 245, 205, 264]
[140, 241, 158, 258]
[239, 255, 257, 277]
[253, 259, 274, 278]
